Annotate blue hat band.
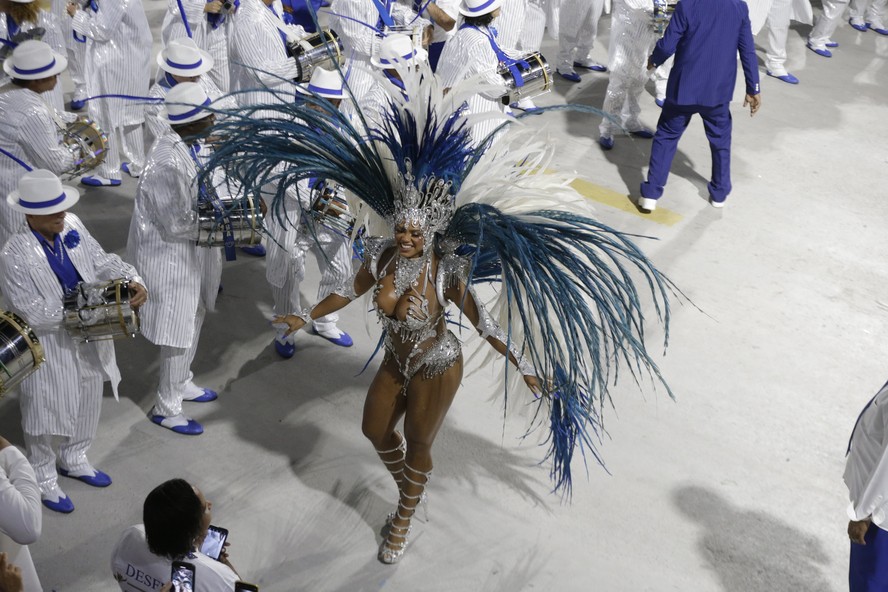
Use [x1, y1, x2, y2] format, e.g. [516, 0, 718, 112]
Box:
[465, 0, 497, 13]
[14, 57, 56, 76]
[307, 83, 343, 96]
[166, 56, 203, 70]
[379, 51, 415, 65]
[19, 192, 66, 209]
[168, 97, 212, 121]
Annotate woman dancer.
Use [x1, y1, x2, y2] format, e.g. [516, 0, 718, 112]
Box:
[204, 55, 673, 564]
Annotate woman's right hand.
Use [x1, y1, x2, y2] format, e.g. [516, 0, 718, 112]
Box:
[273, 314, 305, 336]
[204, 0, 223, 12]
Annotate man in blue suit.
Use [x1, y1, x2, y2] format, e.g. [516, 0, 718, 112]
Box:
[638, 0, 762, 212]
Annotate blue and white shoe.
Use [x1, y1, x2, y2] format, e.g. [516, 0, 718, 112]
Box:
[557, 69, 581, 83]
[42, 489, 75, 514]
[81, 175, 121, 187]
[120, 162, 141, 178]
[573, 60, 607, 72]
[655, 98, 665, 108]
[849, 18, 869, 31]
[825, 39, 839, 47]
[70, 97, 86, 111]
[766, 71, 799, 84]
[274, 337, 296, 358]
[629, 127, 655, 139]
[150, 412, 204, 435]
[240, 244, 266, 257]
[868, 23, 888, 34]
[598, 136, 614, 151]
[806, 43, 832, 58]
[311, 326, 353, 347]
[59, 466, 112, 487]
[183, 387, 218, 403]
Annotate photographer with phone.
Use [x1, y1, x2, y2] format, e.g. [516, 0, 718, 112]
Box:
[111, 479, 240, 592]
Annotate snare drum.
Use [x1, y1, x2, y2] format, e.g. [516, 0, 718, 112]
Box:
[62, 118, 109, 177]
[0, 310, 44, 396]
[498, 53, 552, 106]
[309, 182, 356, 237]
[286, 28, 344, 82]
[196, 193, 264, 247]
[63, 279, 140, 343]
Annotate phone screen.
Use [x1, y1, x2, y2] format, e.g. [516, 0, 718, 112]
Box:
[200, 525, 228, 561]
[170, 561, 195, 592]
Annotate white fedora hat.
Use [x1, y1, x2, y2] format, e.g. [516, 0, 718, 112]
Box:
[162, 82, 213, 125]
[299, 67, 347, 100]
[7, 169, 80, 215]
[370, 33, 427, 69]
[459, 0, 503, 17]
[156, 37, 214, 78]
[2, 40, 67, 80]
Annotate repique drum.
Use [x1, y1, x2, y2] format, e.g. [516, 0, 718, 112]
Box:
[196, 194, 264, 247]
[286, 28, 344, 83]
[498, 53, 552, 106]
[309, 182, 356, 238]
[62, 117, 109, 177]
[0, 310, 44, 395]
[63, 279, 141, 343]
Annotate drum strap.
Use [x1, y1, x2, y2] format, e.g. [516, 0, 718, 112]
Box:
[6, 16, 19, 38]
[208, 0, 237, 29]
[266, 4, 291, 52]
[461, 24, 530, 88]
[372, 0, 394, 30]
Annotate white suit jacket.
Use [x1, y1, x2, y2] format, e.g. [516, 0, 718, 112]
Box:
[127, 132, 221, 349]
[0, 214, 142, 436]
[0, 446, 42, 592]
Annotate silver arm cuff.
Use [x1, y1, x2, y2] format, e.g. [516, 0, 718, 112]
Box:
[295, 307, 313, 326]
[331, 269, 359, 301]
[473, 293, 536, 377]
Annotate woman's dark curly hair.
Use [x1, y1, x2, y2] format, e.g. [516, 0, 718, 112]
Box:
[143, 479, 203, 560]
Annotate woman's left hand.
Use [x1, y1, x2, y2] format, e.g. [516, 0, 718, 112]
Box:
[523, 375, 543, 397]
[273, 314, 305, 336]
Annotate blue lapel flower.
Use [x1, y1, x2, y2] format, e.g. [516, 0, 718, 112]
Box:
[63, 230, 81, 249]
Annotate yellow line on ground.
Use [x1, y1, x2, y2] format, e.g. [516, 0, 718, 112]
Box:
[569, 177, 683, 226]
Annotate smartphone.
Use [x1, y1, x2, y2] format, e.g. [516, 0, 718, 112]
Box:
[199, 525, 229, 561]
[234, 582, 259, 592]
[170, 561, 195, 592]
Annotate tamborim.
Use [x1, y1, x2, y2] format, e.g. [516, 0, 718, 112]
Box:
[63, 279, 140, 343]
[498, 53, 552, 106]
[0, 310, 44, 396]
[196, 193, 264, 247]
[286, 28, 343, 83]
[309, 182, 355, 237]
[62, 117, 109, 177]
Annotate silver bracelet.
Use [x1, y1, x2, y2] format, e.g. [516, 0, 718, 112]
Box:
[331, 269, 359, 301]
[295, 307, 313, 326]
[473, 293, 536, 377]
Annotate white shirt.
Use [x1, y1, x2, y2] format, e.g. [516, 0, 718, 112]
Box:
[0, 447, 42, 592]
[845, 381, 888, 530]
[111, 525, 238, 592]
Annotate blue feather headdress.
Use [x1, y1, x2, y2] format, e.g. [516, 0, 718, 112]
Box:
[200, 60, 674, 497]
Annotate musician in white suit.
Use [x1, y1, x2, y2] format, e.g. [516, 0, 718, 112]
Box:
[229, 0, 307, 108]
[496, 0, 547, 109]
[128, 83, 223, 437]
[0, 170, 147, 514]
[0, 41, 77, 251]
[556, 0, 608, 81]
[159, 0, 235, 92]
[0, 0, 68, 112]
[326, 0, 429, 101]
[66, 0, 152, 185]
[146, 38, 237, 149]
[743, 0, 812, 83]
[267, 67, 356, 358]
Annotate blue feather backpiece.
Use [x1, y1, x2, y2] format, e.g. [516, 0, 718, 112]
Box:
[200, 61, 674, 496]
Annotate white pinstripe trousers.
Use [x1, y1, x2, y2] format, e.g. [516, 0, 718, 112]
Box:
[23, 344, 104, 496]
[155, 306, 205, 417]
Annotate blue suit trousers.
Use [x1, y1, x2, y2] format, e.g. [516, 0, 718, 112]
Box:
[850, 524, 888, 591]
[640, 102, 733, 202]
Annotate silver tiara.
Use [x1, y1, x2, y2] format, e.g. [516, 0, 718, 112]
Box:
[392, 160, 454, 236]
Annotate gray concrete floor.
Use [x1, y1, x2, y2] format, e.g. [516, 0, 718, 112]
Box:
[3, 3, 887, 591]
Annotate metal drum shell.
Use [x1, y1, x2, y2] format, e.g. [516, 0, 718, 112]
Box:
[63, 279, 141, 343]
[196, 194, 264, 247]
[309, 184, 356, 237]
[62, 118, 109, 177]
[498, 53, 553, 106]
[0, 310, 45, 396]
[288, 29, 344, 83]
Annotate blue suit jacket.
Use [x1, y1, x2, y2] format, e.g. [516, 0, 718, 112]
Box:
[651, 0, 760, 107]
